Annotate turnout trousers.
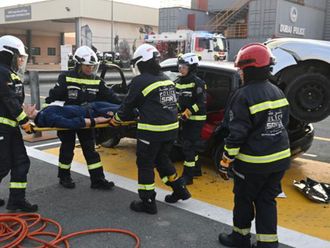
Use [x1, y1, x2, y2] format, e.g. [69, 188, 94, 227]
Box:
[136, 138, 177, 200]
[232, 170, 286, 248]
[57, 129, 105, 182]
[0, 126, 30, 200]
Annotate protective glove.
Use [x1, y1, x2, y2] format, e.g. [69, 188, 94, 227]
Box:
[218, 152, 235, 180]
[21, 121, 36, 134]
[181, 108, 192, 121]
[109, 115, 121, 127]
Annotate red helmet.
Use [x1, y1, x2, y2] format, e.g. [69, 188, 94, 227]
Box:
[234, 43, 275, 70]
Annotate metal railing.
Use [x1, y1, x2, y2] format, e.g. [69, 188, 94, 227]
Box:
[206, 0, 250, 32]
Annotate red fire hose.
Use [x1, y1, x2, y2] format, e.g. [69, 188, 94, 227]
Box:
[0, 213, 140, 248]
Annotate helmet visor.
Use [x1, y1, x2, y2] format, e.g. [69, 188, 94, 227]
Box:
[80, 63, 100, 78]
[12, 54, 28, 81]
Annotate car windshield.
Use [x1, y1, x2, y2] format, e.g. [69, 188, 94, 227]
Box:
[163, 70, 180, 82]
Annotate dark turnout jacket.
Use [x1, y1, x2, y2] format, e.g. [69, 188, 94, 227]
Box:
[115, 72, 178, 142]
[224, 80, 291, 174]
[0, 64, 28, 128]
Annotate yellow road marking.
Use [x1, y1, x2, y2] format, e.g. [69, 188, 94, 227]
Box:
[45, 140, 330, 241]
[314, 136, 330, 142]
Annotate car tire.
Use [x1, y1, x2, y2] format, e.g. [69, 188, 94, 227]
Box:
[170, 145, 184, 162]
[285, 73, 330, 123]
[212, 142, 224, 171]
[100, 136, 121, 148]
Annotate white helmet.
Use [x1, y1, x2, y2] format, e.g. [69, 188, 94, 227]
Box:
[0, 35, 28, 77]
[0, 35, 27, 56]
[73, 46, 99, 65]
[131, 44, 160, 67]
[178, 52, 199, 66]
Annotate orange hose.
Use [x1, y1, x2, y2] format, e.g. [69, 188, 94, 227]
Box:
[0, 213, 140, 248]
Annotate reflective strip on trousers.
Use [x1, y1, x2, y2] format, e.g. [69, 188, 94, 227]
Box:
[195, 155, 199, 161]
[66, 77, 101, 85]
[0, 117, 18, 127]
[236, 148, 291, 163]
[256, 234, 278, 242]
[233, 226, 250, 236]
[175, 82, 195, 89]
[137, 122, 179, 132]
[184, 161, 195, 167]
[142, 80, 174, 96]
[189, 115, 206, 121]
[161, 174, 177, 184]
[249, 98, 289, 115]
[224, 145, 240, 156]
[88, 162, 102, 170]
[138, 183, 155, 191]
[10, 182, 27, 189]
[16, 111, 27, 122]
[59, 162, 71, 170]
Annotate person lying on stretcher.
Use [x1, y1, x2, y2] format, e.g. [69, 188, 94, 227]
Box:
[23, 101, 120, 129]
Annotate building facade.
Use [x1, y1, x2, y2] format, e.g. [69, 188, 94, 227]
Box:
[0, 0, 158, 65]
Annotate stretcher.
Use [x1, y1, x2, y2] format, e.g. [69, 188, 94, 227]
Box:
[32, 121, 137, 132]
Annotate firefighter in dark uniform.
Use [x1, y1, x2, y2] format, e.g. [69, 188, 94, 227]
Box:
[110, 44, 191, 214]
[0, 35, 38, 212]
[218, 43, 291, 248]
[176, 53, 206, 185]
[45, 45, 115, 190]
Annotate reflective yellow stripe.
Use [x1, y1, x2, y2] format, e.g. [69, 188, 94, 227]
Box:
[162, 177, 168, 184]
[184, 161, 195, 167]
[10, 182, 27, 189]
[236, 148, 291, 163]
[195, 155, 199, 161]
[138, 183, 155, 190]
[233, 226, 250, 236]
[66, 77, 100, 85]
[16, 111, 27, 122]
[249, 98, 289, 115]
[88, 162, 102, 170]
[142, 80, 174, 96]
[162, 173, 178, 184]
[175, 82, 195, 89]
[189, 115, 206, 121]
[59, 162, 71, 170]
[192, 104, 199, 112]
[11, 73, 21, 81]
[225, 145, 240, 156]
[256, 234, 278, 242]
[137, 122, 179, 132]
[0, 117, 18, 127]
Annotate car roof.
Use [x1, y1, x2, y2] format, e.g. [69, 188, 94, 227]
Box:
[160, 58, 238, 73]
[265, 37, 330, 49]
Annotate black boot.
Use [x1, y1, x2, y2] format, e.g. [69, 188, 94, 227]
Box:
[165, 177, 191, 203]
[91, 178, 115, 190]
[130, 191, 157, 214]
[7, 189, 38, 212]
[218, 232, 251, 248]
[0, 198, 5, 207]
[7, 199, 38, 212]
[193, 161, 202, 177]
[59, 176, 76, 189]
[181, 166, 194, 185]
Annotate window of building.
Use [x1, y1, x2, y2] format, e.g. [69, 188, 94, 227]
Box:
[31, 47, 40, 56]
[48, 47, 56, 56]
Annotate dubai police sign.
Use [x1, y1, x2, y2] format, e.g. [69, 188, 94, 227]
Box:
[5, 6, 32, 22]
[279, 6, 305, 36]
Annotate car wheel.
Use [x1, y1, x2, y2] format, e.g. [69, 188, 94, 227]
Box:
[285, 73, 330, 123]
[101, 136, 121, 148]
[212, 143, 224, 171]
[170, 145, 184, 162]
